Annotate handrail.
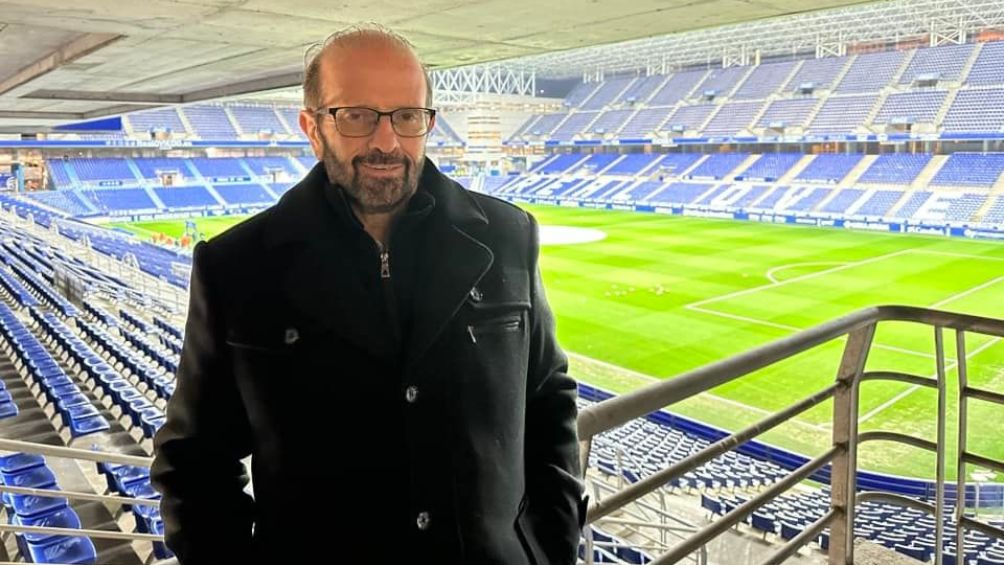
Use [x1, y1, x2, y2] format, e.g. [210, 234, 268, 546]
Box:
[578, 306, 1004, 564]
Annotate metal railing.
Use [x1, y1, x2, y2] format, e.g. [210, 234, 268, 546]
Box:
[3, 305, 1003, 564]
[0, 439, 165, 561]
[577, 305, 1004, 564]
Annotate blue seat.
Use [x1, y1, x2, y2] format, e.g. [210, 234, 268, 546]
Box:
[1, 465, 56, 491]
[106, 466, 150, 495]
[14, 506, 82, 543]
[26, 535, 97, 564]
[140, 414, 166, 439]
[66, 414, 110, 438]
[752, 512, 777, 534]
[0, 401, 17, 419]
[896, 543, 929, 561]
[701, 494, 722, 516]
[0, 453, 45, 475]
[780, 521, 802, 540]
[11, 492, 68, 519]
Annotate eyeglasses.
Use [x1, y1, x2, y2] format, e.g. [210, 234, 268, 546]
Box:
[314, 106, 437, 138]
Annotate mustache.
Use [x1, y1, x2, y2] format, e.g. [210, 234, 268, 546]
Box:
[353, 151, 410, 167]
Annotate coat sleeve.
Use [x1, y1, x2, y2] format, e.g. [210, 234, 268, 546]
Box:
[523, 212, 587, 565]
[151, 241, 255, 564]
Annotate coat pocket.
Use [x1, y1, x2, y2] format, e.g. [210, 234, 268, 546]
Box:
[466, 313, 523, 342]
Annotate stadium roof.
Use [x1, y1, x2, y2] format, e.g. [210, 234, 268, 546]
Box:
[0, 0, 876, 131]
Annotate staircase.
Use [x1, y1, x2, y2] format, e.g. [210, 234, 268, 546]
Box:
[911, 155, 949, 190]
[840, 155, 879, 188]
[934, 88, 959, 126]
[972, 193, 1001, 223]
[886, 189, 921, 217]
[864, 92, 889, 129]
[175, 107, 197, 137]
[890, 49, 917, 85]
[828, 54, 858, 91]
[727, 154, 765, 182]
[223, 106, 245, 137]
[776, 60, 806, 92]
[958, 41, 984, 84]
[778, 155, 817, 185]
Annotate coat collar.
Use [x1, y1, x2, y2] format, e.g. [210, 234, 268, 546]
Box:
[263, 157, 494, 368]
[264, 158, 487, 249]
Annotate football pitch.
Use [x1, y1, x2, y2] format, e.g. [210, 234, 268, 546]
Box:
[111, 205, 1004, 479]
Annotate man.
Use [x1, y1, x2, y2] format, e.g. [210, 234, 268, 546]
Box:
[151, 25, 585, 565]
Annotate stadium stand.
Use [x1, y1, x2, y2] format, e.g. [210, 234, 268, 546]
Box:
[615, 74, 667, 105]
[740, 153, 802, 181]
[649, 69, 708, 106]
[899, 43, 975, 84]
[857, 154, 932, 185]
[189, 157, 250, 179]
[942, 88, 1004, 132]
[70, 158, 138, 184]
[133, 158, 189, 180]
[794, 154, 862, 183]
[872, 90, 948, 125]
[732, 60, 798, 100]
[757, 98, 820, 130]
[836, 50, 908, 92]
[152, 186, 221, 210]
[788, 56, 849, 91]
[228, 105, 288, 135]
[687, 153, 748, 180]
[855, 190, 904, 217]
[180, 105, 239, 139]
[931, 153, 1004, 188]
[807, 94, 878, 134]
[125, 107, 188, 136]
[214, 184, 278, 207]
[582, 77, 635, 110]
[701, 101, 763, 136]
[967, 41, 1004, 85]
[618, 108, 673, 138]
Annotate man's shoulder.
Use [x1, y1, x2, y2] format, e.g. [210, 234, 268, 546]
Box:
[466, 189, 533, 230]
[196, 208, 273, 265]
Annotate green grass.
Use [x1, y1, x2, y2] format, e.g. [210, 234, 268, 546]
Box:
[111, 206, 1004, 479]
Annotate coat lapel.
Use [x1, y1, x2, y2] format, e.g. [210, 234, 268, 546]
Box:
[264, 159, 492, 364]
[265, 164, 394, 359]
[405, 220, 493, 369]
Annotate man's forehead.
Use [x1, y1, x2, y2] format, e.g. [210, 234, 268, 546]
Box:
[317, 47, 427, 107]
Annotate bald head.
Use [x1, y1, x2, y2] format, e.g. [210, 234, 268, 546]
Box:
[302, 25, 433, 109]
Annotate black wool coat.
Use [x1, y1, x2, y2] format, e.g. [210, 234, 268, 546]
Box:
[151, 160, 585, 564]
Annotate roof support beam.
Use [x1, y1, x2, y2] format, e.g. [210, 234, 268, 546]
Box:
[0, 33, 122, 96]
[23, 90, 182, 105]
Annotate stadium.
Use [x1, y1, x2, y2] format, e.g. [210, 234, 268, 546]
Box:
[0, 0, 1003, 563]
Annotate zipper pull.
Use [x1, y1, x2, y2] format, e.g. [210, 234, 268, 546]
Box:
[380, 251, 390, 279]
[467, 325, 477, 343]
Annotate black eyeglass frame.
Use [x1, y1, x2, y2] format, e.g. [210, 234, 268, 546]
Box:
[312, 106, 437, 138]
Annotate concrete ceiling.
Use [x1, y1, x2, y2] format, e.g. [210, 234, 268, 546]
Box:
[0, 0, 877, 131]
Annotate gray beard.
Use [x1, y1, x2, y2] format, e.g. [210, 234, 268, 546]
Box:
[320, 140, 424, 215]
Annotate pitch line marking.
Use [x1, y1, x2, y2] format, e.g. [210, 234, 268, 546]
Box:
[566, 351, 829, 432]
[856, 336, 1002, 425]
[686, 249, 913, 309]
[686, 304, 937, 360]
[929, 276, 1004, 309]
[765, 262, 849, 284]
[913, 250, 1004, 263]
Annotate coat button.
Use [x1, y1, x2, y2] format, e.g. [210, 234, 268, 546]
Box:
[416, 511, 431, 530]
[404, 386, 419, 403]
[469, 287, 483, 302]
